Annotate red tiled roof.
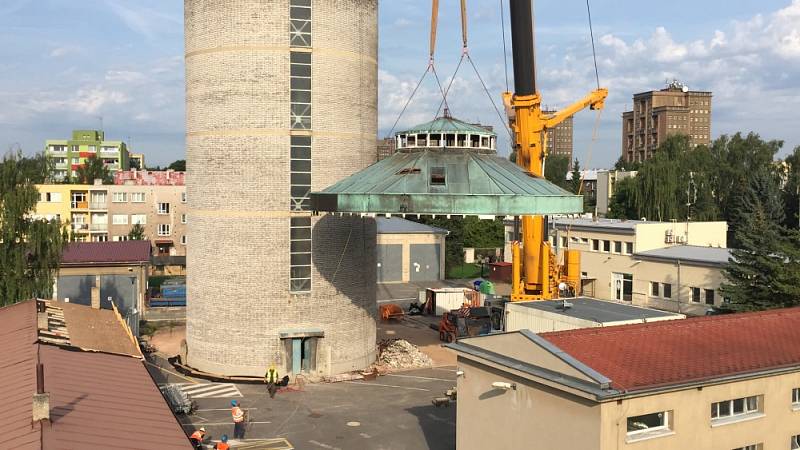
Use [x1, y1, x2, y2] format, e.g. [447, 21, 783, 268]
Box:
[0, 300, 191, 449]
[61, 240, 151, 265]
[540, 307, 800, 392]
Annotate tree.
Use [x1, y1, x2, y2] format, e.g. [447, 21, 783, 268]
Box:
[168, 160, 186, 171]
[569, 159, 582, 194]
[782, 146, 800, 229]
[0, 152, 68, 306]
[128, 224, 146, 240]
[613, 156, 641, 172]
[75, 155, 112, 184]
[544, 154, 570, 190]
[721, 168, 800, 311]
[607, 177, 637, 219]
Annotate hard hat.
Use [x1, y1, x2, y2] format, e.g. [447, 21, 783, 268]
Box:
[199, 427, 205, 432]
[221, 435, 228, 443]
[231, 400, 238, 406]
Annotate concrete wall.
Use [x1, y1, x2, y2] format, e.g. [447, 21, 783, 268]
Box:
[456, 355, 601, 450]
[635, 222, 727, 252]
[55, 265, 148, 317]
[376, 233, 446, 282]
[600, 372, 800, 449]
[184, 0, 378, 377]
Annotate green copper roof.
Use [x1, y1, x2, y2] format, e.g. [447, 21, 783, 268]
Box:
[311, 150, 583, 216]
[397, 116, 496, 136]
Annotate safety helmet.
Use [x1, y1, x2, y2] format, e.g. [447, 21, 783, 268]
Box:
[221, 435, 229, 443]
[231, 400, 238, 406]
[199, 427, 205, 432]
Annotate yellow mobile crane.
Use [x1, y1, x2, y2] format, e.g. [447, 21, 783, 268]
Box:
[503, 0, 608, 301]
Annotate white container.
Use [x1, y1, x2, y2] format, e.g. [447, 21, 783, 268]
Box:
[427, 288, 471, 316]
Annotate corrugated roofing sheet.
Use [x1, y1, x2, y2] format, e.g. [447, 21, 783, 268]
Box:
[376, 217, 448, 235]
[61, 241, 151, 265]
[0, 301, 39, 450]
[59, 302, 140, 356]
[541, 307, 800, 392]
[312, 150, 583, 216]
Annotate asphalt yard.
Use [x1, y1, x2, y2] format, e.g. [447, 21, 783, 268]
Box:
[147, 356, 457, 450]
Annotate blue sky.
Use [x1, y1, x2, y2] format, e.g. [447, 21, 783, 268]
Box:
[1, 1, 798, 168]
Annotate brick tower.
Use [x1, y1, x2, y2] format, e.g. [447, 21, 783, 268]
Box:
[184, 0, 378, 376]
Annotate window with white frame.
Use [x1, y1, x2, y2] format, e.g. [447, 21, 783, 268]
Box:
[614, 241, 622, 253]
[290, 51, 312, 130]
[691, 287, 701, 303]
[290, 135, 312, 210]
[131, 192, 145, 203]
[289, 0, 311, 47]
[793, 388, 800, 407]
[650, 282, 660, 297]
[603, 240, 611, 252]
[42, 192, 62, 203]
[181, 214, 187, 224]
[157, 203, 170, 214]
[112, 215, 128, 225]
[591, 239, 600, 251]
[181, 191, 187, 203]
[626, 411, 672, 440]
[112, 235, 130, 242]
[624, 242, 634, 255]
[711, 396, 761, 422]
[131, 214, 147, 225]
[290, 216, 312, 293]
[157, 224, 171, 236]
[112, 192, 127, 203]
[181, 235, 186, 245]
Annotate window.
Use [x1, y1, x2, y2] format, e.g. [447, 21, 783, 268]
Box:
[181, 192, 187, 203]
[732, 445, 761, 450]
[131, 214, 147, 225]
[591, 239, 600, 251]
[626, 411, 672, 441]
[290, 136, 312, 211]
[157, 203, 170, 214]
[290, 216, 312, 293]
[42, 192, 62, 203]
[290, 51, 312, 130]
[711, 396, 761, 423]
[603, 240, 611, 252]
[793, 435, 800, 450]
[181, 214, 187, 224]
[112, 192, 127, 203]
[624, 242, 634, 255]
[650, 282, 660, 297]
[430, 167, 446, 186]
[181, 235, 187, 245]
[561, 237, 568, 249]
[157, 224, 171, 236]
[71, 157, 79, 164]
[131, 192, 145, 203]
[692, 287, 701, 303]
[705, 289, 715, 305]
[663, 283, 672, 299]
[112, 235, 130, 242]
[614, 241, 622, 253]
[289, 0, 311, 47]
[613, 273, 633, 302]
[792, 388, 800, 407]
[112, 215, 128, 225]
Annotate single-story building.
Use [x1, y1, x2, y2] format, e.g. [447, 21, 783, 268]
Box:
[54, 240, 151, 331]
[0, 299, 191, 449]
[376, 217, 448, 283]
[448, 307, 800, 449]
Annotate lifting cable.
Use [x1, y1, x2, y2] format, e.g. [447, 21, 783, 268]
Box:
[500, 0, 510, 93]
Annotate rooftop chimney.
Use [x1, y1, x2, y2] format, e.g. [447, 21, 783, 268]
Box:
[90, 276, 101, 309]
[32, 363, 50, 422]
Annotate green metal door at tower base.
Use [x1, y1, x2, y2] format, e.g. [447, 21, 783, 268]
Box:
[292, 339, 302, 375]
[287, 337, 318, 375]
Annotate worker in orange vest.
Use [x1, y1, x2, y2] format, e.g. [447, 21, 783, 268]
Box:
[214, 434, 230, 450]
[231, 399, 246, 439]
[189, 427, 206, 449]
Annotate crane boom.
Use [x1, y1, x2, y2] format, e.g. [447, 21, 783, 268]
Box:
[504, 0, 608, 301]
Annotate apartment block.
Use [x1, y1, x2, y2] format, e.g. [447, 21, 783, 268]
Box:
[622, 81, 712, 163]
[544, 110, 573, 162]
[549, 218, 729, 316]
[45, 130, 130, 181]
[448, 308, 800, 450]
[35, 182, 188, 257]
[596, 170, 638, 216]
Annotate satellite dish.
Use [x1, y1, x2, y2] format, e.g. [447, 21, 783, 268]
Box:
[682, 85, 689, 93]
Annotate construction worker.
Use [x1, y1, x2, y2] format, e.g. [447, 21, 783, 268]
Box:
[265, 365, 280, 399]
[214, 434, 230, 450]
[189, 427, 206, 449]
[231, 399, 246, 439]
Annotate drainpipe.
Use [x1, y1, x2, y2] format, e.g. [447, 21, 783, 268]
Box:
[676, 259, 682, 314]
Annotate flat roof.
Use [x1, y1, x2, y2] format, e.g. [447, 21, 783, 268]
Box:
[553, 218, 657, 233]
[376, 217, 448, 235]
[635, 245, 731, 266]
[512, 297, 682, 323]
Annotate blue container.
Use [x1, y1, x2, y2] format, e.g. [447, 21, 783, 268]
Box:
[473, 279, 484, 291]
[161, 284, 187, 298]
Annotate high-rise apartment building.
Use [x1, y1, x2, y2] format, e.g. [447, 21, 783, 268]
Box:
[622, 81, 712, 163]
[543, 111, 573, 162]
[45, 130, 130, 181]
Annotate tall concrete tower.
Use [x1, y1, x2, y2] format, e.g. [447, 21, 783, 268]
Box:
[184, 0, 378, 377]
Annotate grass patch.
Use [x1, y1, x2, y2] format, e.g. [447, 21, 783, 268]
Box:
[447, 263, 482, 279]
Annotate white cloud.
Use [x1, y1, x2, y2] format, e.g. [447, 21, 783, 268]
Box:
[105, 70, 146, 83]
[48, 44, 83, 58]
[104, 1, 181, 40]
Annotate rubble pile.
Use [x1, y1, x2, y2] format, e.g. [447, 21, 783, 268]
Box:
[378, 339, 433, 369]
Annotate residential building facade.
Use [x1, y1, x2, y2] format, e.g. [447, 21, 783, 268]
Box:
[565, 169, 598, 201]
[448, 308, 800, 450]
[45, 130, 130, 181]
[544, 110, 573, 162]
[596, 170, 638, 216]
[550, 218, 729, 315]
[35, 183, 188, 257]
[622, 80, 712, 163]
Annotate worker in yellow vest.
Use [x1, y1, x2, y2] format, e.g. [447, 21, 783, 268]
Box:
[231, 399, 246, 439]
[265, 365, 280, 399]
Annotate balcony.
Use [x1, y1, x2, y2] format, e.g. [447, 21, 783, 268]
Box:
[71, 223, 89, 233]
[89, 202, 107, 210]
[71, 201, 88, 209]
[89, 223, 108, 232]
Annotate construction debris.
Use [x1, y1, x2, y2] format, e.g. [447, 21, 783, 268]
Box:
[378, 339, 433, 369]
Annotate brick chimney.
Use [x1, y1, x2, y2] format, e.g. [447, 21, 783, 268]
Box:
[32, 363, 50, 423]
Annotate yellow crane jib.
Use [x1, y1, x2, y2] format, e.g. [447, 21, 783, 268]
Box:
[504, 0, 608, 302]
